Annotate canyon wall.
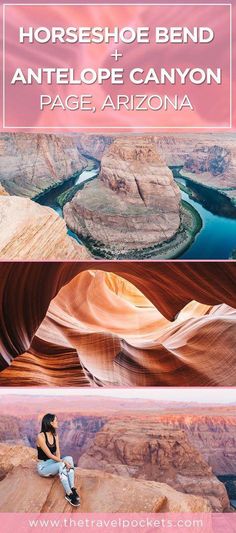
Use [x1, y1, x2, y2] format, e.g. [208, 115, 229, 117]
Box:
[0, 133, 86, 198]
[182, 145, 236, 206]
[76, 134, 236, 166]
[168, 415, 236, 475]
[56, 416, 107, 458]
[1, 413, 235, 476]
[64, 137, 181, 255]
[78, 419, 229, 512]
[0, 444, 212, 512]
[0, 415, 107, 462]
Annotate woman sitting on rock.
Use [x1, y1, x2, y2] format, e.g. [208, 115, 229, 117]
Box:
[36, 413, 80, 507]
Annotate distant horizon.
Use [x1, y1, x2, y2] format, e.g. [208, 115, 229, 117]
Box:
[0, 388, 235, 405]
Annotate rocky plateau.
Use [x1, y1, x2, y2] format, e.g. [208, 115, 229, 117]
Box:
[0, 444, 212, 512]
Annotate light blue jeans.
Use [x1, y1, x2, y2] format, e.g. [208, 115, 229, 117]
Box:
[37, 455, 75, 495]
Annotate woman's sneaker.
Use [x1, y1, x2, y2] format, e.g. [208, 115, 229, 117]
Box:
[72, 488, 80, 503]
[65, 492, 80, 507]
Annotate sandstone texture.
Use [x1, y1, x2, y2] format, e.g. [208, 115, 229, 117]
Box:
[0, 263, 235, 386]
[0, 196, 90, 260]
[0, 444, 211, 513]
[0, 443, 35, 480]
[78, 420, 229, 512]
[64, 137, 181, 254]
[0, 133, 86, 198]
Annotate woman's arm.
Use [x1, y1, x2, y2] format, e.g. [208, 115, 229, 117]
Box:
[55, 435, 72, 470]
[55, 434, 61, 458]
[37, 434, 61, 462]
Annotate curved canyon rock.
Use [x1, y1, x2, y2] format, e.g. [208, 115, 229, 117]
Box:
[0, 262, 235, 386]
[78, 420, 229, 512]
[64, 137, 181, 252]
[0, 196, 90, 260]
[0, 133, 86, 197]
[75, 135, 236, 208]
[0, 445, 211, 513]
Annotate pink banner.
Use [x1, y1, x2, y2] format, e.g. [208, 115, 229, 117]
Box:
[1, 3, 232, 130]
[1, 513, 236, 533]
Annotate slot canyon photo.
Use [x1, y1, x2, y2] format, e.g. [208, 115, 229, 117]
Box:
[0, 261, 235, 387]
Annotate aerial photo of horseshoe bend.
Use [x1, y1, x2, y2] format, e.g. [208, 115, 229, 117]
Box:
[0, 132, 235, 260]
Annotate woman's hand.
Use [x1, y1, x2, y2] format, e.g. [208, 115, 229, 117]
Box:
[64, 461, 72, 470]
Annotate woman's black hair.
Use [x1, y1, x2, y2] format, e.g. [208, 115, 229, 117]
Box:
[41, 413, 57, 435]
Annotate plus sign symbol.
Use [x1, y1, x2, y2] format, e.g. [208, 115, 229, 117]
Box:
[110, 50, 123, 61]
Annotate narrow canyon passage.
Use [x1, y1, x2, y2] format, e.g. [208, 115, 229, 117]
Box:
[0, 262, 235, 387]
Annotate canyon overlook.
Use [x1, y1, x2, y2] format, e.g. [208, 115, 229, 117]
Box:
[0, 132, 235, 259]
[1, 397, 236, 513]
[1, 407, 235, 478]
[0, 444, 212, 513]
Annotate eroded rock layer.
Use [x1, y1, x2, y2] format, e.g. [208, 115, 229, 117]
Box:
[182, 145, 236, 205]
[64, 137, 181, 253]
[78, 420, 228, 512]
[0, 197, 90, 260]
[0, 262, 235, 386]
[162, 415, 236, 476]
[0, 133, 86, 197]
[0, 444, 212, 512]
